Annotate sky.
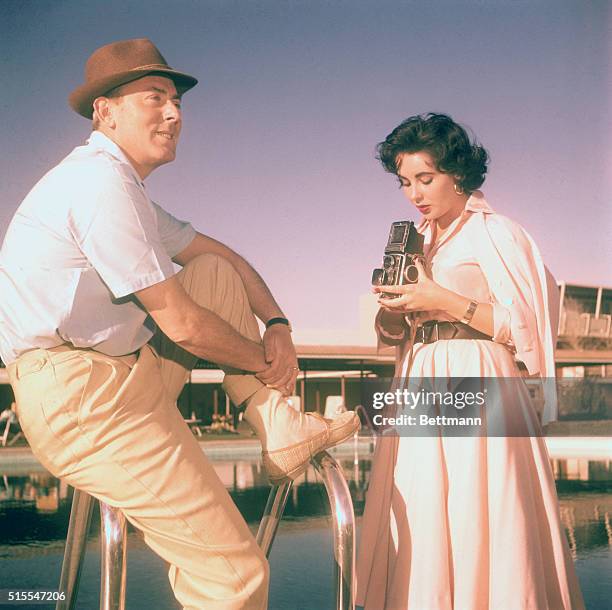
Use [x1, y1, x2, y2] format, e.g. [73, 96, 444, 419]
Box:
[1, 0, 610, 340]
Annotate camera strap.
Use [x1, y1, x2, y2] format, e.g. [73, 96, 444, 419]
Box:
[404, 314, 419, 376]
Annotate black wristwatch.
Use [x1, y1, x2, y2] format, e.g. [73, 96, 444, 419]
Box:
[265, 317, 292, 332]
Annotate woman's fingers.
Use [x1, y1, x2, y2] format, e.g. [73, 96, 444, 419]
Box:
[377, 282, 421, 311]
[414, 258, 428, 279]
[373, 284, 412, 295]
[379, 298, 409, 310]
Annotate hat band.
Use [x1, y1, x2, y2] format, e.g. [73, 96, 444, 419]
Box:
[127, 63, 174, 72]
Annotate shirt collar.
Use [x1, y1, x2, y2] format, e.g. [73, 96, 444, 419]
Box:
[86, 131, 145, 187]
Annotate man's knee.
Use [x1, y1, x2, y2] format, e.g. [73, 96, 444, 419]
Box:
[179, 253, 245, 302]
[182, 253, 238, 279]
[178, 252, 259, 343]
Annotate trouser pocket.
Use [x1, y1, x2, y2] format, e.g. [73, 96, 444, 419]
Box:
[9, 350, 88, 476]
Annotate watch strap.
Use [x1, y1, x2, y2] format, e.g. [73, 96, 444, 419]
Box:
[266, 317, 292, 331]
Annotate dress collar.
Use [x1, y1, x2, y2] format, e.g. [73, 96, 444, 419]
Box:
[464, 190, 494, 214]
[417, 190, 495, 232]
[416, 190, 495, 255]
[86, 131, 144, 186]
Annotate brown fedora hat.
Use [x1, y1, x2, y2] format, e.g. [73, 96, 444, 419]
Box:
[69, 38, 198, 119]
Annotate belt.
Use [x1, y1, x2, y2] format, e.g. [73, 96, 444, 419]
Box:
[415, 321, 492, 344]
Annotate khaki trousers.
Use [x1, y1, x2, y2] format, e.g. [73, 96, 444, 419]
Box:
[8, 254, 269, 610]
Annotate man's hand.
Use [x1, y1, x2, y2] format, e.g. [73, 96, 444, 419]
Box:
[256, 325, 299, 396]
[173, 234, 303, 384]
[135, 276, 268, 371]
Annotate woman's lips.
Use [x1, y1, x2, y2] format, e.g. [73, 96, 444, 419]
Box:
[417, 205, 431, 214]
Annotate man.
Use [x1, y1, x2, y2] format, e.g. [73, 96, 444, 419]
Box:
[0, 39, 359, 609]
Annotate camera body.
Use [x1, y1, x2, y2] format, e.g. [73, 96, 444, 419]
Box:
[371, 221, 425, 296]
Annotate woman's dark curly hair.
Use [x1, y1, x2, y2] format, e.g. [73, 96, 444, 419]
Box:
[377, 113, 489, 193]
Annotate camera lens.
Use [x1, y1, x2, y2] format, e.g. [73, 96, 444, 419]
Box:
[371, 268, 385, 286]
[404, 265, 419, 283]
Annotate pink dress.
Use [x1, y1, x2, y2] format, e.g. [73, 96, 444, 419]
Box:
[356, 201, 585, 610]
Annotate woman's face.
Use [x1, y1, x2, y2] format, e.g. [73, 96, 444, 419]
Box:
[396, 151, 466, 227]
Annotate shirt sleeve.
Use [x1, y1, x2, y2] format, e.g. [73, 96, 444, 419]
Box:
[151, 201, 197, 258]
[67, 163, 176, 298]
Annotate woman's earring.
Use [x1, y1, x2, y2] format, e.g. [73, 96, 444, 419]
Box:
[453, 183, 464, 195]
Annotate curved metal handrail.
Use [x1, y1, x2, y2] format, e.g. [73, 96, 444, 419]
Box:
[56, 489, 94, 610]
[255, 481, 292, 557]
[313, 452, 356, 610]
[99, 503, 127, 610]
[59, 450, 356, 610]
[255, 451, 355, 610]
[56, 490, 127, 610]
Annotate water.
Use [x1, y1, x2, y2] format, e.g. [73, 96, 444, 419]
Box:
[0, 456, 610, 609]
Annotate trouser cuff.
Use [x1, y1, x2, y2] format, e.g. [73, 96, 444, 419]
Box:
[222, 371, 265, 406]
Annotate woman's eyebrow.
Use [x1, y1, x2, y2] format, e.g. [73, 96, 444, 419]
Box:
[397, 172, 434, 181]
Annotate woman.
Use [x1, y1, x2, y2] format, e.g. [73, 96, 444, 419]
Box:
[356, 114, 584, 610]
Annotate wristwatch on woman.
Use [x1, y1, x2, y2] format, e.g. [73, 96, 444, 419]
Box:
[459, 300, 478, 326]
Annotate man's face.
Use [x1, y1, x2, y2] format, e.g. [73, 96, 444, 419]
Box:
[103, 75, 182, 179]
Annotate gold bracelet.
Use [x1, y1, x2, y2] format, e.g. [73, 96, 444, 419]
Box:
[459, 300, 478, 325]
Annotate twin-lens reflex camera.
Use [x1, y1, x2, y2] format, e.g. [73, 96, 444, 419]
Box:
[371, 221, 425, 298]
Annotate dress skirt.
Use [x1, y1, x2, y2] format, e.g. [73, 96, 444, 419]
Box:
[355, 339, 585, 610]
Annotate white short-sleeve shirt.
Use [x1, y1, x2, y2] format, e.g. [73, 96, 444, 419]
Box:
[0, 131, 196, 364]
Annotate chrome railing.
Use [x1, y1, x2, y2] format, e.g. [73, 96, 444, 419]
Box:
[57, 451, 356, 610]
[99, 503, 127, 610]
[313, 452, 356, 610]
[255, 451, 356, 610]
[255, 480, 292, 556]
[56, 490, 126, 610]
[56, 489, 94, 610]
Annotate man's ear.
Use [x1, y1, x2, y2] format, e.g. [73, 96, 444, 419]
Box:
[92, 96, 116, 129]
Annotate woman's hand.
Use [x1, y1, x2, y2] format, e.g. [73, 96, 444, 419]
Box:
[374, 259, 445, 313]
[374, 259, 495, 337]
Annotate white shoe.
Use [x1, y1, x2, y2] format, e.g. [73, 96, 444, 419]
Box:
[244, 388, 360, 484]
